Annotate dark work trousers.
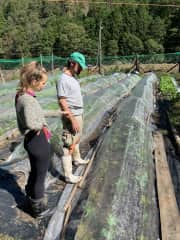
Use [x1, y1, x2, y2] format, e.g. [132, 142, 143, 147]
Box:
[24, 130, 50, 200]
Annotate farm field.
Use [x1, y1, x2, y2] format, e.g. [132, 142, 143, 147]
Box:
[1, 0, 180, 239]
[0, 71, 179, 240]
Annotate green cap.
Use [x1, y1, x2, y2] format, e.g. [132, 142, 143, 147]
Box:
[70, 52, 87, 70]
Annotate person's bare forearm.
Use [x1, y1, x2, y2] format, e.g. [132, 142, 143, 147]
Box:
[59, 98, 73, 119]
[59, 97, 80, 132]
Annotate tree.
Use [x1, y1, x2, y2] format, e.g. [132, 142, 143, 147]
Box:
[144, 39, 164, 54]
[56, 22, 88, 56]
[0, 0, 179, 58]
[119, 33, 144, 55]
[106, 40, 119, 56]
[3, 26, 30, 58]
[135, 6, 152, 41]
[148, 16, 167, 43]
[164, 8, 180, 53]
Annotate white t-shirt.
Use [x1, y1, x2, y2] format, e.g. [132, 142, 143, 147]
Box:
[56, 73, 83, 115]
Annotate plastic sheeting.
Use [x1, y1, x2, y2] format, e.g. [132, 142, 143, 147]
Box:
[82, 73, 126, 95]
[46, 73, 141, 157]
[0, 74, 109, 136]
[0, 80, 18, 134]
[83, 74, 141, 141]
[171, 76, 180, 93]
[0, 73, 147, 240]
[75, 73, 160, 240]
[1, 73, 142, 164]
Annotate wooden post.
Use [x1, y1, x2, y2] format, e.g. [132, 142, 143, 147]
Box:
[51, 52, 54, 72]
[135, 54, 140, 72]
[21, 56, 24, 66]
[40, 54, 43, 66]
[154, 132, 180, 240]
[0, 67, 5, 84]
[167, 63, 178, 73]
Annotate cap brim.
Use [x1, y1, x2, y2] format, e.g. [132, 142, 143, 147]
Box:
[80, 63, 87, 70]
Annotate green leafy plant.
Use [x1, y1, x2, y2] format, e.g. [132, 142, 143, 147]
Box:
[159, 75, 178, 100]
[0, 234, 19, 240]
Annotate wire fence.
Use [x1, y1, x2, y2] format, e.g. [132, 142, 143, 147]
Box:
[0, 52, 180, 70]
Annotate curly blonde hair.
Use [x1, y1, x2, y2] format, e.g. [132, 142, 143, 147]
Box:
[17, 61, 47, 94]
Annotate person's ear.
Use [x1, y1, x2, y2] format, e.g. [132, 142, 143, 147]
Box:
[70, 62, 75, 68]
[31, 79, 38, 87]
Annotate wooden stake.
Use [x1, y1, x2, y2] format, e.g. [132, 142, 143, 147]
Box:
[0, 67, 5, 84]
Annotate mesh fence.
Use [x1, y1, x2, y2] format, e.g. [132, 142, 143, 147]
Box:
[0, 52, 180, 70]
[102, 52, 180, 65]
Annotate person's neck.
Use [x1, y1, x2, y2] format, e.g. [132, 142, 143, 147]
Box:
[26, 88, 36, 96]
[64, 68, 75, 77]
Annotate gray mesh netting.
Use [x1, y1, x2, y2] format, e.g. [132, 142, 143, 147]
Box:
[75, 73, 160, 240]
[0, 72, 159, 240]
[0, 73, 141, 164]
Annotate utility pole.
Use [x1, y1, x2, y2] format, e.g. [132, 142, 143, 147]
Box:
[98, 20, 103, 74]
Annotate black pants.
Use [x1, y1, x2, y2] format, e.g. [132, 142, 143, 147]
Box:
[24, 130, 50, 200]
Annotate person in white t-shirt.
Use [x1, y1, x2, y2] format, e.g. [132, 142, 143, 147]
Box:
[56, 52, 89, 183]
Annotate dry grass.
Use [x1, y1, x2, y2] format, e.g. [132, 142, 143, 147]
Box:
[88, 63, 180, 74]
[109, 63, 179, 73]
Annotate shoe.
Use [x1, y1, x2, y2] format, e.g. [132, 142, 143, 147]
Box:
[29, 197, 52, 219]
[72, 144, 89, 166]
[62, 155, 82, 183]
[73, 158, 89, 166]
